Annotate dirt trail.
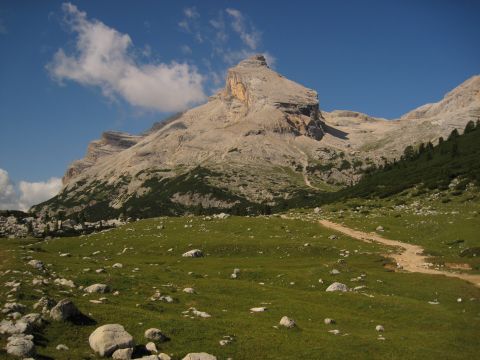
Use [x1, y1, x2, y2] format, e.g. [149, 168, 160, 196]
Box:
[319, 219, 480, 288]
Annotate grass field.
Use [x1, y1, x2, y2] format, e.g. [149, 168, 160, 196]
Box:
[1, 215, 479, 359]
[315, 186, 480, 272]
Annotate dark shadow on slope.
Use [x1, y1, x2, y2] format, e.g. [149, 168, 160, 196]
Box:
[70, 312, 97, 326]
[323, 123, 349, 140]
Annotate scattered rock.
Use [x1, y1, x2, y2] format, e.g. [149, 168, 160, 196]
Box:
[328, 235, 338, 240]
[145, 328, 168, 342]
[6, 334, 35, 358]
[324, 318, 335, 325]
[375, 325, 384, 332]
[183, 307, 211, 318]
[56, 344, 69, 351]
[112, 263, 123, 268]
[112, 347, 133, 360]
[27, 259, 44, 270]
[250, 307, 267, 312]
[230, 268, 241, 279]
[50, 299, 80, 321]
[183, 287, 195, 294]
[54, 278, 75, 288]
[85, 283, 110, 294]
[89, 324, 134, 357]
[279, 316, 296, 328]
[0, 319, 28, 335]
[182, 249, 204, 258]
[326, 282, 349, 292]
[146, 341, 158, 353]
[182, 353, 217, 360]
[376, 226, 384, 232]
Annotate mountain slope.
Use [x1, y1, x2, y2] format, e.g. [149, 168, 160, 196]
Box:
[32, 56, 480, 220]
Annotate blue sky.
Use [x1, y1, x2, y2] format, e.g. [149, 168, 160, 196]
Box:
[0, 0, 479, 210]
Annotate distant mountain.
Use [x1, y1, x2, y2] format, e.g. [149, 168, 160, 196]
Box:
[32, 55, 480, 220]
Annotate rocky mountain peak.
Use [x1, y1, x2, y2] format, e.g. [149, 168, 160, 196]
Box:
[221, 54, 325, 139]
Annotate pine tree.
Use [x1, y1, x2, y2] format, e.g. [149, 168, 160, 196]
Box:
[448, 129, 459, 141]
[464, 120, 475, 134]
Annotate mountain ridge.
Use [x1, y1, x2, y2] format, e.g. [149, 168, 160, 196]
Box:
[33, 55, 480, 219]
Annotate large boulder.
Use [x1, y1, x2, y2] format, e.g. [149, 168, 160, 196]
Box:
[325, 282, 349, 292]
[89, 324, 134, 357]
[84, 283, 110, 294]
[50, 299, 80, 321]
[182, 353, 217, 360]
[6, 335, 35, 358]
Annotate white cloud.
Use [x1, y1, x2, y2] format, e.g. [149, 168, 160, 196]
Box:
[184, 7, 199, 19]
[0, 169, 17, 210]
[18, 178, 62, 211]
[47, 2, 207, 112]
[225, 8, 260, 50]
[180, 44, 192, 55]
[0, 169, 62, 211]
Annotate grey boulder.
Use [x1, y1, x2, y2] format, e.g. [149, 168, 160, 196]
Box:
[89, 324, 134, 357]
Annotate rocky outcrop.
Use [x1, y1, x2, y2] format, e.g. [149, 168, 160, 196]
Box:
[222, 55, 325, 140]
[63, 131, 142, 184]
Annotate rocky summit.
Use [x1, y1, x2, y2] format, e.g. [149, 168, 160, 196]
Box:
[31, 55, 480, 221]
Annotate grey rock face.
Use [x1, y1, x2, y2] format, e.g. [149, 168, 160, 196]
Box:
[89, 324, 134, 357]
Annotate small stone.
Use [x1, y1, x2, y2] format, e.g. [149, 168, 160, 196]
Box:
[84, 284, 110, 294]
[279, 316, 296, 328]
[145, 341, 158, 353]
[27, 259, 44, 270]
[112, 347, 133, 360]
[324, 318, 335, 325]
[144, 328, 168, 342]
[56, 344, 69, 351]
[250, 307, 267, 312]
[375, 325, 384, 332]
[183, 287, 195, 294]
[182, 353, 217, 360]
[325, 282, 349, 292]
[182, 249, 204, 258]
